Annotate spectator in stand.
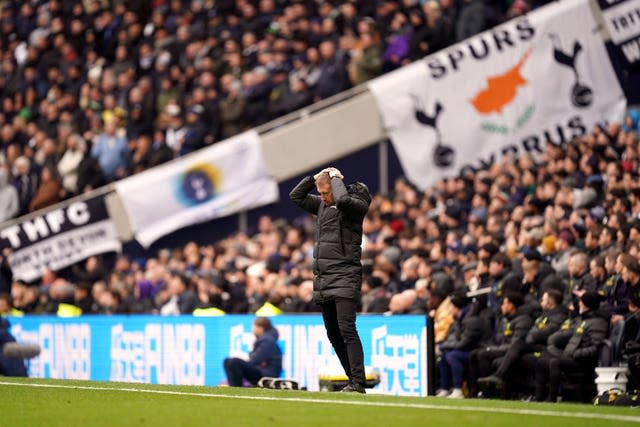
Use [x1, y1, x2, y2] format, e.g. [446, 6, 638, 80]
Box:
[159, 271, 199, 315]
[219, 75, 249, 139]
[382, 11, 411, 73]
[147, 130, 174, 169]
[428, 287, 455, 345]
[91, 119, 128, 182]
[11, 156, 39, 216]
[315, 40, 349, 101]
[28, 165, 62, 212]
[455, 0, 486, 42]
[0, 169, 19, 222]
[350, 17, 383, 84]
[180, 105, 208, 156]
[56, 133, 86, 197]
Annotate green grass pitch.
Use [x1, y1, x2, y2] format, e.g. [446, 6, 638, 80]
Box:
[1, 377, 639, 427]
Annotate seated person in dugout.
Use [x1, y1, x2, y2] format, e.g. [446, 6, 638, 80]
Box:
[223, 317, 283, 387]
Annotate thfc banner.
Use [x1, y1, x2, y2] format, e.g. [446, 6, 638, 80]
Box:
[599, 0, 640, 67]
[9, 314, 428, 396]
[115, 131, 279, 248]
[0, 195, 121, 282]
[369, 0, 627, 190]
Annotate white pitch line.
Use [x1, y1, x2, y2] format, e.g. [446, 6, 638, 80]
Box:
[1, 381, 639, 423]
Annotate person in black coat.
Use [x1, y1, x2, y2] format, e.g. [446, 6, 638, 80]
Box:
[223, 317, 283, 387]
[290, 167, 371, 393]
[438, 294, 488, 397]
[0, 318, 28, 377]
[159, 271, 199, 315]
[480, 289, 567, 396]
[468, 291, 532, 397]
[534, 291, 609, 402]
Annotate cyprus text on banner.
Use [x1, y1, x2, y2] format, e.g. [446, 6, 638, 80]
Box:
[0, 195, 121, 282]
[369, 0, 627, 190]
[115, 130, 279, 248]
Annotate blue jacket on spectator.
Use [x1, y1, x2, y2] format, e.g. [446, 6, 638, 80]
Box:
[249, 327, 282, 378]
[91, 132, 128, 180]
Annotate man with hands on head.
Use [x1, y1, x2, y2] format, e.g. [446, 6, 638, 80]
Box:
[290, 167, 372, 393]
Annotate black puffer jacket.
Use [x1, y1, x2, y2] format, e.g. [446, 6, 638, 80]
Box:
[490, 306, 533, 352]
[440, 305, 488, 352]
[562, 311, 609, 361]
[290, 176, 371, 303]
[525, 305, 568, 351]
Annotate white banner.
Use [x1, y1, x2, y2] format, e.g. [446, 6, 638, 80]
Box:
[115, 131, 279, 247]
[601, 0, 640, 45]
[599, 0, 640, 66]
[369, 0, 627, 190]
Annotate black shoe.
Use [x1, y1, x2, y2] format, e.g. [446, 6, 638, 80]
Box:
[478, 375, 504, 388]
[341, 382, 366, 394]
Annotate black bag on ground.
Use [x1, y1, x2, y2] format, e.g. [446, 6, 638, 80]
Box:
[594, 388, 640, 407]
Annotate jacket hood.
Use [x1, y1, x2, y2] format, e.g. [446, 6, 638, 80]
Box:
[348, 182, 372, 206]
[263, 327, 279, 341]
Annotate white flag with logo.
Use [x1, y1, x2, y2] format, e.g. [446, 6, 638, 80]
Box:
[115, 131, 279, 247]
[369, 0, 627, 190]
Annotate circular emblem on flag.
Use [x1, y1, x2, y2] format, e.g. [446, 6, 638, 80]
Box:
[571, 83, 593, 108]
[175, 163, 221, 206]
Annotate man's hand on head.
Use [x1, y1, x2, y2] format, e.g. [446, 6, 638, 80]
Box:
[327, 167, 343, 179]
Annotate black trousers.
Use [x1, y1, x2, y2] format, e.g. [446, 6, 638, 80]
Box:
[223, 357, 263, 387]
[320, 298, 365, 386]
[535, 352, 594, 402]
[468, 347, 505, 396]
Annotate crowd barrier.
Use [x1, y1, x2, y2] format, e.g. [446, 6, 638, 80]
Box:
[8, 314, 430, 396]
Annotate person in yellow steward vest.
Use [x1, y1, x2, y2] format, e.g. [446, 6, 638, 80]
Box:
[255, 292, 283, 316]
[193, 307, 226, 316]
[49, 280, 82, 317]
[0, 293, 24, 317]
[57, 303, 82, 317]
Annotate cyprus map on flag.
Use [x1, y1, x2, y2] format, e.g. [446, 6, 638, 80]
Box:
[369, 0, 627, 190]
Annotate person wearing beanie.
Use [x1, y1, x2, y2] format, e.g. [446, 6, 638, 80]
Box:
[486, 253, 514, 319]
[437, 293, 488, 398]
[534, 291, 608, 402]
[542, 235, 556, 257]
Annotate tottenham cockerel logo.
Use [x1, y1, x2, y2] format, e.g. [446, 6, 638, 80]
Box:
[410, 95, 455, 168]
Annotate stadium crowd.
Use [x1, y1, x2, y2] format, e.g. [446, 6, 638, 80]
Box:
[0, 0, 534, 220]
[1, 0, 640, 402]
